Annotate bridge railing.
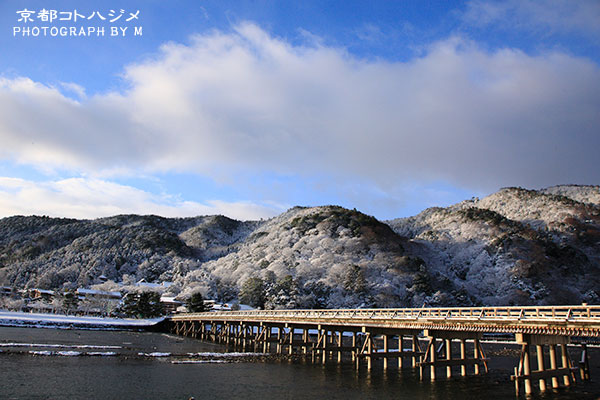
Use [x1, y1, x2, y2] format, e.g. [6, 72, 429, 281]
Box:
[174, 305, 600, 323]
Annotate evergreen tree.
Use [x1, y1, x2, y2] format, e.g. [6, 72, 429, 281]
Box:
[412, 266, 433, 295]
[239, 276, 266, 309]
[187, 291, 207, 312]
[61, 290, 79, 314]
[120, 292, 139, 317]
[265, 275, 298, 309]
[120, 291, 164, 318]
[344, 265, 367, 296]
[137, 291, 164, 318]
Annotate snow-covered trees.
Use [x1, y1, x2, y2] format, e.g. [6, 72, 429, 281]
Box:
[239, 277, 266, 309]
[0, 185, 599, 309]
[119, 291, 164, 318]
[387, 186, 600, 306]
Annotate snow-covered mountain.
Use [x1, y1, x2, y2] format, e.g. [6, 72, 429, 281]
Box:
[178, 206, 433, 308]
[0, 215, 258, 290]
[387, 185, 600, 305]
[0, 185, 598, 308]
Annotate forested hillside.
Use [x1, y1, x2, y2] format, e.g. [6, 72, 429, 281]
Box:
[1, 185, 598, 308]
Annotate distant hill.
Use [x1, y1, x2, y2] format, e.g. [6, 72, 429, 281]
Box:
[1, 185, 598, 308]
[387, 185, 600, 305]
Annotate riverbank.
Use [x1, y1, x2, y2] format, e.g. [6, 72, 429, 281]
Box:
[0, 310, 164, 330]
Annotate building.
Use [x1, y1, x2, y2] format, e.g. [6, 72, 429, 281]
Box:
[28, 288, 55, 301]
[76, 288, 122, 300]
[160, 296, 183, 314]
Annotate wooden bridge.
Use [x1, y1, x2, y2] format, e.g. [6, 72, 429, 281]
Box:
[168, 305, 600, 395]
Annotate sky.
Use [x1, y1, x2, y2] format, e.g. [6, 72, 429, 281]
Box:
[0, 0, 599, 221]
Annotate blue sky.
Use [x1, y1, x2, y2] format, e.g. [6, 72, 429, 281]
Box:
[0, 1, 599, 220]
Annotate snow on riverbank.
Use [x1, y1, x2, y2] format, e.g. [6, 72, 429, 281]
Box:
[172, 360, 228, 364]
[187, 352, 268, 357]
[0, 342, 121, 349]
[138, 352, 171, 357]
[0, 310, 164, 330]
[28, 350, 117, 357]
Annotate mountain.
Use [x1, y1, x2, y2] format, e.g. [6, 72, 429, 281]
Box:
[178, 206, 439, 308]
[387, 185, 600, 305]
[0, 214, 257, 290]
[0, 185, 598, 308]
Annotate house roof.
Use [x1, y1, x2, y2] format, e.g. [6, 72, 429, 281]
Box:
[76, 288, 122, 298]
[160, 296, 182, 304]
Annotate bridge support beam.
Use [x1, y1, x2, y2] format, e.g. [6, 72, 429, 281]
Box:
[446, 338, 452, 378]
[382, 334, 389, 370]
[419, 330, 487, 381]
[303, 328, 310, 354]
[352, 332, 357, 362]
[580, 343, 591, 381]
[412, 335, 420, 368]
[337, 331, 343, 363]
[397, 335, 403, 368]
[353, 328, 423, 372]
[512, 333, 577, 395]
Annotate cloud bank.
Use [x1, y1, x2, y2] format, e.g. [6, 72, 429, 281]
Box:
[1, 22, 599, 203]
[0, 177, 279, 220]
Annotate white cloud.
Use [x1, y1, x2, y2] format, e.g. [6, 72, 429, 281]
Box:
[0, 177, 280, 220]
[59, 82, 86, 99]
[463, 0, 600, 37]
[0, 22, 599, 195]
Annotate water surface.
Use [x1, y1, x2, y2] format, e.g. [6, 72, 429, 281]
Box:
[1, 326, 598, 399]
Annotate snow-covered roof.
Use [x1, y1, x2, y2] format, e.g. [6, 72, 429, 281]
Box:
[136, 281, 160, 288]
[136, 281, 173, 288]
[31, 289, 55, 295]
[76, 288, 121, 298]
[159, 296, 182, 303]
[211, 304, 232, 311]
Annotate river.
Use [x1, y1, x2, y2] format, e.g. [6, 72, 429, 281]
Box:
[0, 326, 598, 399]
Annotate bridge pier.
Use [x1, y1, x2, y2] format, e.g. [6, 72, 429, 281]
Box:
[354, 328, 424, 373]
[412, 334, 421, 368]
[460, 339, 466, 376]
[286, 326, 294, 355]
[580, 343, 591, 381]
[511, 333, 578, 395]
[302, 328, 311, 354]
[302, 325, 365, 365]
[418, 330, 487, 381]
[352, 332, 357, 361]
[318, 327, 327, 364]
[337, 331, 343, 363]
[397, 335, 403, 368]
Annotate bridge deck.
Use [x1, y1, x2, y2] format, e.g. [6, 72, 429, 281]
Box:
[171, 305, 600, 337]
